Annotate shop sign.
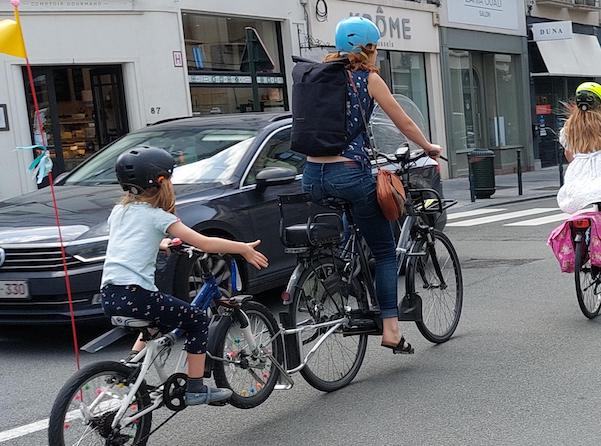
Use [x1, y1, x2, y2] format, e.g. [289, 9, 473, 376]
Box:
[532, 21, 573, 42]
[307, 1, 438, 53]
[536, 104, 552, 115]
[446, 0, 521, 31]
[19, 0, 134, 10]
[188, 75, 284, 85]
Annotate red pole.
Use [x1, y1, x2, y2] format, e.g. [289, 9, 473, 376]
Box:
[21, 23, 81, 369]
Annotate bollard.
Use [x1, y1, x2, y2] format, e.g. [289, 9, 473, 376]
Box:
[467, 153, 476, 203]
[558, 146, 565, 187]
[516, 149, 523, 196]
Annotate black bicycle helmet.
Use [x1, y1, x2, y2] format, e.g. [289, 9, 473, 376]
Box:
[115, 146, 175, 195]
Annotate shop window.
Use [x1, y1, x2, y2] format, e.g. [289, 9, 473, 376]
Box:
[23, 65, 128, 178]
[491, 54, 520, 147]
[389, 52, 430, 136]
[183, 13, 287, 115]
[448, 50, 523, 155]
[183, 14, 281, 73]
[190, 86, 286, 115]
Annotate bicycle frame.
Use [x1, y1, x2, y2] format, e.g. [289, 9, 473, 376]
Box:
[108, 268, 224, 430]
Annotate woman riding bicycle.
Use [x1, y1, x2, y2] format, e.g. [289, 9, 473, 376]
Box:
[302, 17, 443, 354]
[557, 82, 601, 213]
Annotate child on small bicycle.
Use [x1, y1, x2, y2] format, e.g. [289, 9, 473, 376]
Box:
[100, 146, 269, 406]
[557, 82, 601, 213]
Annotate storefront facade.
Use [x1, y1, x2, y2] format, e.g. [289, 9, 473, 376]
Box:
[440, 0, 532, 177]
[526, 3, 601, 168]
[0, 0, 304, 200]
[300, 0, 447, 175]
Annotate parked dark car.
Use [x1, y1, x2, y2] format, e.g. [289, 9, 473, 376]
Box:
[0, 113, 313, 324]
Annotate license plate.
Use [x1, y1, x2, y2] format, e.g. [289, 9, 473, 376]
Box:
[0, 281, 29, 299]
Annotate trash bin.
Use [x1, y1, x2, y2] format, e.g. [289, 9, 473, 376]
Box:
[468, 148, 495, 199]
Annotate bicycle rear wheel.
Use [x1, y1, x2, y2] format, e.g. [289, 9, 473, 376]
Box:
[213, 301, 283, 409]
[407, 230, 463, 343]
[574, 239, 601, 319]
[48, 361, 152, 446]
[289, 257, 368, 392]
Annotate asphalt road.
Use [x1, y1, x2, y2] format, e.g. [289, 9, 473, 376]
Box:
[2, 196, 601, 445]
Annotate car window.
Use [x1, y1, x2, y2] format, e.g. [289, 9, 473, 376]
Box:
[245, 127, 305, 185]
[65, 128, 257, 186]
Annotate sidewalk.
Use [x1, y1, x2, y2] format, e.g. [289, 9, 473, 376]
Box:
[443, 166, 563, 210]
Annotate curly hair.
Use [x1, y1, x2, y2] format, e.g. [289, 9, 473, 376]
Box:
[563, 103, 601, 154]
[323, 44, 379, 73]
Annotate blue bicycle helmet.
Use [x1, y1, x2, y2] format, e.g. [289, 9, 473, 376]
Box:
[335, 16, 380, 54]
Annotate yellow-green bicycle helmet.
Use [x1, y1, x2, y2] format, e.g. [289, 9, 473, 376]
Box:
[576, 82, 601, 111]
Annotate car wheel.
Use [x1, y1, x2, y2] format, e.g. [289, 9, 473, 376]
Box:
[173, 253, 241, 303]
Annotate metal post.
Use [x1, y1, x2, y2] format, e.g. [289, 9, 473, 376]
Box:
[467, 153, 476, 203]
[516, 149, 523, 196]
[558, 143, 565, 187]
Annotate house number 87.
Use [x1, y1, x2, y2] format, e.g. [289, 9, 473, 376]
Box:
[150, 107, 161, 115]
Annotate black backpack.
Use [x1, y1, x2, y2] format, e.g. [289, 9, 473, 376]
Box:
[290, 57, 364, 156]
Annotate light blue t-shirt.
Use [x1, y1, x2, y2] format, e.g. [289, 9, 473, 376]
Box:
[101, 203, 179, 291]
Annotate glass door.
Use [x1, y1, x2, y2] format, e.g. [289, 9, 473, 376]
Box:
[23, 68, 65, 182]
[91, 67, 129, 148]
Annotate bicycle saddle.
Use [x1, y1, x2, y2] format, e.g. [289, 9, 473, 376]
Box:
[110, 316, 153, 328]
[284, 223, 342, 248]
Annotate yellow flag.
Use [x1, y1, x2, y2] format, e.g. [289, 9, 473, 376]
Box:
[0, 19, 26, 58]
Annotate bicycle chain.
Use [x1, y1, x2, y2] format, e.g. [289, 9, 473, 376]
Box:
[131, 411, 180, 446]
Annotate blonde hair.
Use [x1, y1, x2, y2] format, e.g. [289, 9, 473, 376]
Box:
[563, 103, 601, 155]
[120, 178, 176, 214]
[324, 44, 379, 73]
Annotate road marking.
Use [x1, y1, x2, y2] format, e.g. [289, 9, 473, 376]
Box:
[0, 402, 110, 442]
[0, 419, 48, 443]
[447, 208, 507, 220]
[505, 213, 569, 226]
[447, 208, 558, 227]
[505, 207, 595, 227]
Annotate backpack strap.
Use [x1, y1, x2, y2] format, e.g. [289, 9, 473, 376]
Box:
[347, 70, 378, 166]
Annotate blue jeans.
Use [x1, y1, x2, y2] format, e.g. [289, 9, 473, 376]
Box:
[302, 161, 398, 319]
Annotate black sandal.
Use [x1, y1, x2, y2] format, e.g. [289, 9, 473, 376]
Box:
[381, 337, 414, 355]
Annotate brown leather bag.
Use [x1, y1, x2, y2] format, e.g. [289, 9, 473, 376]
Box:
[376, 168, 406, 221]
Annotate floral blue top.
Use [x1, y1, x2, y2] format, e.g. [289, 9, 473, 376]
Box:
[342, 70, 375, 166]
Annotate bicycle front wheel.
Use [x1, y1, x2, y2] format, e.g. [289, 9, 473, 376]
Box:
[408, 230, 463, 343]
[48, 361, 152, 446]
[213, 300, 283, 409]
[289, 257, 368, 392]
[574, 239, 601, 319]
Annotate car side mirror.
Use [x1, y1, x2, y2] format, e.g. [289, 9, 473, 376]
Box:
[255, 167, 296, 191]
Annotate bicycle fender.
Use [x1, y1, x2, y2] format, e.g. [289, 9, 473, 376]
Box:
[204, 315, 232, 377]
[284, 263, 305, 305]
[81, 327, 129, 353]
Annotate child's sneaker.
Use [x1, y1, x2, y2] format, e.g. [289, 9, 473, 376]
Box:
[185, 387, 232, 406]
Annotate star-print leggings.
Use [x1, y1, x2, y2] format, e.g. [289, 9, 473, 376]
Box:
[100, 284, 209, 354]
